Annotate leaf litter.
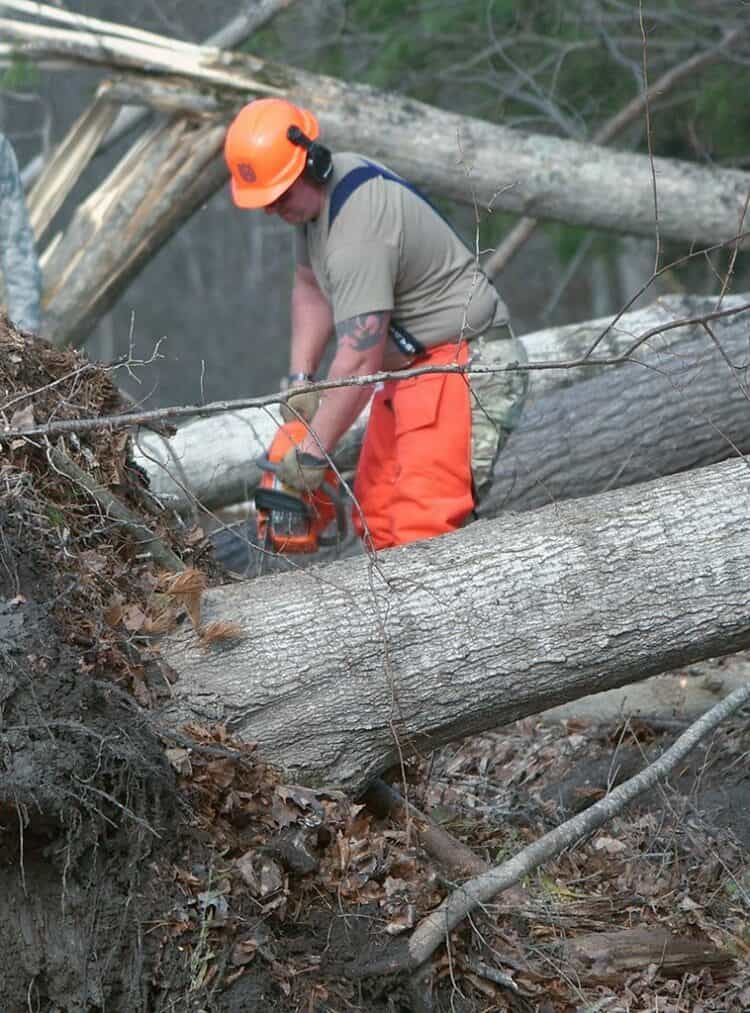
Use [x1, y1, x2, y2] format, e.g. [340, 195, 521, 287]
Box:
[0, 314, 748, 1011]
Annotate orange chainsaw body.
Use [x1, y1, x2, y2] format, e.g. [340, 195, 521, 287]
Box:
[255, 420, 341, 554]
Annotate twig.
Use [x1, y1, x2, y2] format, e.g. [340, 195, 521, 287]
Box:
[464, 959, 520, 994]
[352, 681, 750, 977]
[45, 443, 185, 572]
[639, 0, 661, 273]
[363, 778, 488, 878]
[483, 26, 746, 277]
[2, 299, 748, 443]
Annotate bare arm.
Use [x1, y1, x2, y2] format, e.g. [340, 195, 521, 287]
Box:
[300, 310, 389, 456]
[289, 264, 333, 377]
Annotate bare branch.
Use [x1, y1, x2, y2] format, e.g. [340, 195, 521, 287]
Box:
[483, 25, 747, 277]
[44, 443, 185, 572]
[358, 681, 750, 977]
[3, 300, 747, 443]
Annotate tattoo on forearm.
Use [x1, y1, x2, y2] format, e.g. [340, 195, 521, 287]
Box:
[335, 312, 389, 353]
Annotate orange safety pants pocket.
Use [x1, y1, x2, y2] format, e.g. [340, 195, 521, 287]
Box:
[353, 342, 474, 549]
[392, 373, 446, 436]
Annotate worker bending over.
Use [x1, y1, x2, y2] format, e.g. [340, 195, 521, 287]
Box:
[225, 98, 527, 550]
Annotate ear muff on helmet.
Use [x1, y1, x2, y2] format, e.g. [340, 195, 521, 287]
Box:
[225, 99, 327, 209]
[287, 125, 333, 185]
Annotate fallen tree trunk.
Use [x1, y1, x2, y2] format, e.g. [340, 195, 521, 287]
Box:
[159, 456, 750, 793]
[8, 5, 749, 343]
[8, 6, 750, 245]
[480, 301, 750, 515]
[135, 293, 750, 514]
[209, 297, 750, 573]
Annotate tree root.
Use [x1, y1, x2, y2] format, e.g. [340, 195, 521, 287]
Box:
[47, 443, 185, 572]
[362, 778, 488, 877]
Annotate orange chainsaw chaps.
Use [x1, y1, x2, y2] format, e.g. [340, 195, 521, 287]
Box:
[256, 420, 340, 554]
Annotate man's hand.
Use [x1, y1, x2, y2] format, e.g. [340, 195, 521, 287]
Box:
[277, 447, 328, 492]
[280, 385, 320, 423]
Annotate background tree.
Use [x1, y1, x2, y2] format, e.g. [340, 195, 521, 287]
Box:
[1, 0, 748, 408]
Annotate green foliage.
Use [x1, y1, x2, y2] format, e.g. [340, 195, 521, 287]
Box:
[691, 66, 750, 162]
[0, 54, 39, 92]
[247, 1, 750, 265]
[249, 1, 749, 165]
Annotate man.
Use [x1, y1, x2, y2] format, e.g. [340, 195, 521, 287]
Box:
[224, 97, 527, 550]
[0, 132, 42, 333]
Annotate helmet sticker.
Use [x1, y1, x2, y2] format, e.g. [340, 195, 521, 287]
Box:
[237, 162, 256, 183]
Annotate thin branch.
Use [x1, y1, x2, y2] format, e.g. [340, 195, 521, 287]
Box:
[45, 443, 185, 572]
[2, 301, 748, 442]
[639, 0, 661, 273]
[483, 26, 746, 277]
[363, 778, 489, 878]
[356, 681, 750, 977]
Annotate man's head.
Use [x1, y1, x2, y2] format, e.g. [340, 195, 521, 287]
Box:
[224, 98, 332, 222]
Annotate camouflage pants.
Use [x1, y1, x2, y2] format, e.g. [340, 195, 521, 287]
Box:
[468, 324, 528, 500]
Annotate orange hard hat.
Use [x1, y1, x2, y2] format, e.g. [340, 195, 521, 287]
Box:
[224, 98, 320, 209]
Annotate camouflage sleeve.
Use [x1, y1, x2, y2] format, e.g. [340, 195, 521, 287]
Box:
[0, 134, 42, 332]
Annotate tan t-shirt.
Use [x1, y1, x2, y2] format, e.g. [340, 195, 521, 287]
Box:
[296, 153, 507, 348]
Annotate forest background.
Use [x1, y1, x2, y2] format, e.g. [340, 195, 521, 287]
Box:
[2, 0, 749, 409]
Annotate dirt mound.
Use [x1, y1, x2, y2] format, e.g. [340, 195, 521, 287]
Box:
[1, 318, 749, 1012]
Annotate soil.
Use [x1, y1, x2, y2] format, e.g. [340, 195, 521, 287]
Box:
[1, 318, 749, 1013]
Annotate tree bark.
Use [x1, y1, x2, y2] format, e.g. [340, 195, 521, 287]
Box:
[134, 293, 750, 514]
[6, 7, 750, 344]
[480, 300, 750, 515]
[8, 10, 750, 246]
[159, 456, 750, 794]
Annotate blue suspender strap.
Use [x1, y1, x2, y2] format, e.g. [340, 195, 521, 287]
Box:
[328, 159, 455, 234]
[326, 159, 471, 358]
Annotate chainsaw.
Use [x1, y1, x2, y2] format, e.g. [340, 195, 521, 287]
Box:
[254, 420, 347, 571]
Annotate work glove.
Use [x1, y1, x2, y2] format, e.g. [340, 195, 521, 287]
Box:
[277, 446, 328, 492]
[280, 385, 320, 423]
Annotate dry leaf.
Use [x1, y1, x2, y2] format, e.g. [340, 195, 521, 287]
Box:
[104, 604, 123, 627]
[385, 904, 416, 935]
[231, 939, 258, 966]
[10, 403, 34, 429]
[165, 567, 207, 630]
[593, 835, 628, 855]
[165, 748, 192, 775]
[199, 621, 243, 645]
[122, 604, 148, 632]
[165, 568, 207, 595]
[144, 608, 177, 634]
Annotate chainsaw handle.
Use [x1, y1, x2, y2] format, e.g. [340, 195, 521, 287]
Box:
[255, 453, 279, 474]
[256, 454, 348, 540]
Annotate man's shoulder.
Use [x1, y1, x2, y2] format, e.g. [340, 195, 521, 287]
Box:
[330, 152, 398, 179]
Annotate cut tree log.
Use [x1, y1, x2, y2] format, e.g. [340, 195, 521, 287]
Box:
[134, 293, 750, 515]
[158, 456, 750, 793]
